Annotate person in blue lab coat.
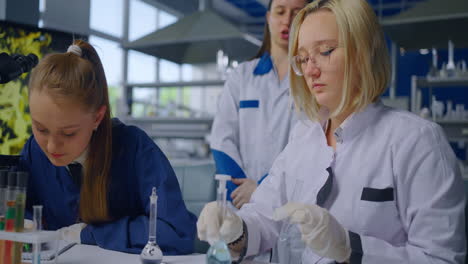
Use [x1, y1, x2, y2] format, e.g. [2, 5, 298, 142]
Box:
[19, 40, 197, 254]
[210, 0, 312, 209]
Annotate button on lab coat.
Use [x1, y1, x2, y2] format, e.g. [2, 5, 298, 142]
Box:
[210, 53, 296, 199]
[237, 102, 466, 263]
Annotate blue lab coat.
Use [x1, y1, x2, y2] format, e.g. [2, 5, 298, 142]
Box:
[20, 118, 197, 254]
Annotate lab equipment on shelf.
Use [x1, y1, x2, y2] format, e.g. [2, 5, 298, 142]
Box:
[426, 41, 468, 79]
[416, 79, 468, 180]
[411, 76, 468, 143]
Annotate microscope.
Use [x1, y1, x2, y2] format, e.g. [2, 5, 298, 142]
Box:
[0, 52, 38, 84]
[0, 52, 38, 167]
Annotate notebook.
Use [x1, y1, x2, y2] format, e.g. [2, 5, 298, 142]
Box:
[21, 240, 76, 262]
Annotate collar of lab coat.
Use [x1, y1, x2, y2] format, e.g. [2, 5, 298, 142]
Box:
[318, 100, 383, 144]
[253, 52, 273, 75]
[253, 52, 291, 93]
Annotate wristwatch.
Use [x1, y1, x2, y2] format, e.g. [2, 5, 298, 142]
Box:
[229, 221, 248, 264]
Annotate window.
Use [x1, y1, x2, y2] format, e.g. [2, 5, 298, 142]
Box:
[159, 59, 180, 82]
[159, 9, 177, 28]
[129, 0, 157, 41]
[128, 50, 157, 83]
[89, 36, 123, 86]
[90, 0, 124, 38]
[181, 64, 193, 81]
[132, 87, 157, 117]
[89, 36, 123, 116]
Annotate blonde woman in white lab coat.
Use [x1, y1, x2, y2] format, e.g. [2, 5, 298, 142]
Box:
[197, 0, 466, 263]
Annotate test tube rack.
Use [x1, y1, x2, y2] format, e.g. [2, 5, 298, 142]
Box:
[0, 230, 60, 263]
[0, 230, 58, 244]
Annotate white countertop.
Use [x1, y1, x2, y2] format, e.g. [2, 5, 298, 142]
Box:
[54, 244, 205, 264]
[48, 244, 274, 264]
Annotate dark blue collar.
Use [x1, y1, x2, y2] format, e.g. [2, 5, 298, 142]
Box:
[253, 52, 273, 75]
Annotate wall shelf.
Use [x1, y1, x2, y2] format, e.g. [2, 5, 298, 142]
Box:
[411, 75, 468, 113]
[125, 79, 225, 88]
[411, 75, 468, 143]
[121, 117, 213, 139]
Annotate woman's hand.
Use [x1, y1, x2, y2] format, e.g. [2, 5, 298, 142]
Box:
[231, 178, 257, 209]
[58, 223, 87, 244]
[274, 203, 351, 262]
[197, 201, 243, 245]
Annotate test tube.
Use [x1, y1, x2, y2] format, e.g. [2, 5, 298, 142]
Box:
[0, 170, 7, 225]
[33, 205, 43, 264]
[148, 188, 157, 244]
[3, 172, 17, 264]
[12, 172, 28, 264]
[214, 174, 231, 223]
[0, 170, 8, 264]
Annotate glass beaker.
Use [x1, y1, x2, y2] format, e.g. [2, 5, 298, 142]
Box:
[455, 104, 465, 120]
[206, 174, 232, 264]
[276, 179, 306, 264]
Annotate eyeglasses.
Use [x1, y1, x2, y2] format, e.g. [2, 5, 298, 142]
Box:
[290, 44, 341, 76]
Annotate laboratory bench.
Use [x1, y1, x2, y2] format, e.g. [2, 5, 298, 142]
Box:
[41, 244, 205, 264]
[27, 244, 272, 264]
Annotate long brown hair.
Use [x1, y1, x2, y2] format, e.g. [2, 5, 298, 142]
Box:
[253, 0, 274, 58]
[28, 40, 112, 223]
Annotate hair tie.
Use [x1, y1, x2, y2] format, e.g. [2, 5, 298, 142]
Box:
[67, 45, 82, 57]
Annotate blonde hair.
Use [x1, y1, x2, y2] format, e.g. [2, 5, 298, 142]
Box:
[289, 0, 390, 121]
[28, 40, 112, 223]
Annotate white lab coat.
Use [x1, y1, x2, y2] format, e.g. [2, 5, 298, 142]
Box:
[210, 54, 296, 198]
[237, 101, 466, 263]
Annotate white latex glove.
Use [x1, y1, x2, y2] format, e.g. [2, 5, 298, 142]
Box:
[197, 201, 243, 245]
[274, 203, 351, 262]
[58, 223, 87, 244]
[231, 178, 257, 209]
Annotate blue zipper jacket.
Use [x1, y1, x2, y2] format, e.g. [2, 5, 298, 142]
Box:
[20, 118, 197, 254]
